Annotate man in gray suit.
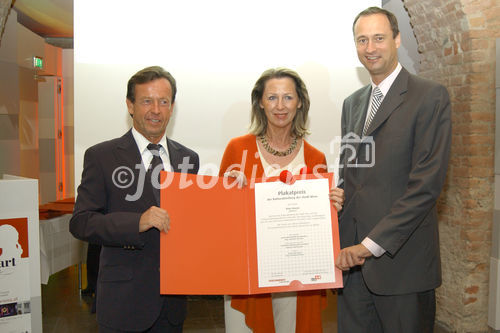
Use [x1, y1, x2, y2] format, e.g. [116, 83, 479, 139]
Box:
[70, 66, 199, 332]
[335, 7, 451, 333]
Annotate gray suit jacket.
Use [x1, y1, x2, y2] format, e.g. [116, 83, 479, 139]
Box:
[338, 68, 451, 295]
[70, 130, 199, 331]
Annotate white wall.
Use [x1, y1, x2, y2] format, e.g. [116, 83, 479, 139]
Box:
[74, 0, 380, 186]
[0, 9, 20, 178]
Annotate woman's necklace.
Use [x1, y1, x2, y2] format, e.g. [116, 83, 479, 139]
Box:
[259, 135, 298, 157]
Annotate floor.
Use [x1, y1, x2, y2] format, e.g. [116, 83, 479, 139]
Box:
[41, 265, 338, 332]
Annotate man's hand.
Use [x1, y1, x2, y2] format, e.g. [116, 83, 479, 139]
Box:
[335, 244, 372, 271]
[139, 206, 170, 233]
[329, 187, 345, 212]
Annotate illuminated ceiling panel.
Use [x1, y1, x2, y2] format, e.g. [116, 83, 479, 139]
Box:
[13, 0, 72, 38]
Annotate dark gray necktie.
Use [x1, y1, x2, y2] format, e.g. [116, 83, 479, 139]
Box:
[363, 86, 383, 136]
[147, 143, 163, 204]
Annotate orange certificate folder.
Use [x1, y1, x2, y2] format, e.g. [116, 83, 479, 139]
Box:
[160, 172, 343, 295]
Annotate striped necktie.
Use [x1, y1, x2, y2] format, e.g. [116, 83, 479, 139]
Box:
[147, 143, 163, 204]
[363, 86, 383, 136]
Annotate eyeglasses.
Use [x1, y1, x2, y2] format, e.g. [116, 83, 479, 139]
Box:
[137, 97, 172, 108]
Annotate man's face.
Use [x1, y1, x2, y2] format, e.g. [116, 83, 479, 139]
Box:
[354, 13, 400, 84]
[126, 78, 174, 144]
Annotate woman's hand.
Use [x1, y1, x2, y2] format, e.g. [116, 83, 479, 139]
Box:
[223, 170, 247, 188]
[329, 187, 345, 212]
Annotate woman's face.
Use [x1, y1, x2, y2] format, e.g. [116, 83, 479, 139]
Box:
[259, 77, 301, 133]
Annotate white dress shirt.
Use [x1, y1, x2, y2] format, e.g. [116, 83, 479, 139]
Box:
[131, 127, 172, 172]
[363, 62, 402, 127]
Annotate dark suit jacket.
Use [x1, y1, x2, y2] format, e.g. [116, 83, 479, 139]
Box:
[70, 130, 199, 331]
[338, 68, 451, 295]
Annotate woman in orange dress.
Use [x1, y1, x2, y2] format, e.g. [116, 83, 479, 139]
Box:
[219, 68, 344, 333]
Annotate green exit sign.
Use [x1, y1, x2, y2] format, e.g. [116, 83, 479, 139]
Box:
[33, 56, 43, 69]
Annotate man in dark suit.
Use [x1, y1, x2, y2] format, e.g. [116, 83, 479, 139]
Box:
[70, 66, 199, 332]
[335, 7, 451, 333]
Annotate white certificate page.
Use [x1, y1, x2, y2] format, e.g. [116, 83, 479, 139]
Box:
[254, 178, 335, 288]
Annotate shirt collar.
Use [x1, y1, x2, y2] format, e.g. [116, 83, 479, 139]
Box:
[131, 127, 168, 155]
[371, 62, 402, 97]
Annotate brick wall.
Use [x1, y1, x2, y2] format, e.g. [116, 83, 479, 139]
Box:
[404, 0, 499, 331]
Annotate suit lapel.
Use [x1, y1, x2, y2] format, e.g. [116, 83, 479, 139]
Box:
[354, 87, 371, 137]
[167, 138, 190, 172]
[114, 130, 157, 206]
[167, 138, 182, 172]
[115, 130, 143, 173]
[347, 86, 371, 157]
[364, 68, 409, 137]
